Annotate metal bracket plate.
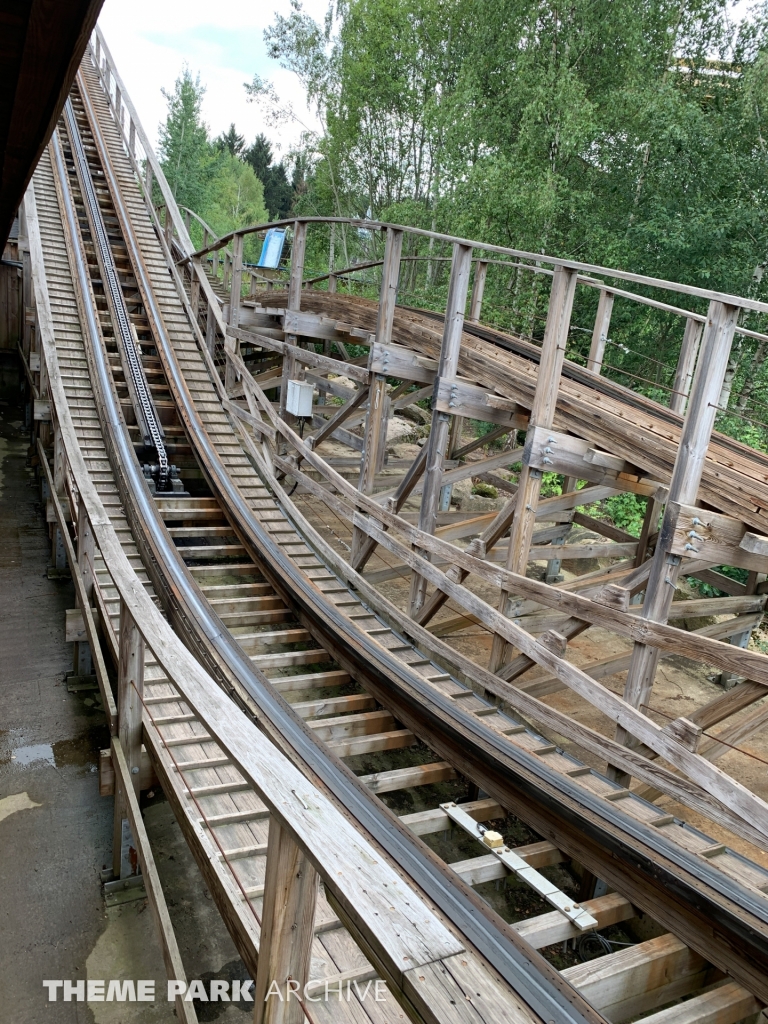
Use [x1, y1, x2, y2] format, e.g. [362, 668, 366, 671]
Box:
[440, 801, 598, 932]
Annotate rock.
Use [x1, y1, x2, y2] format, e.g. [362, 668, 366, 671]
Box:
[451, 478, 474, 507]
[386, 417, 416, 444]
[326, 374, 358, 393]
[472, 481, 498, 499]
[399, 404, 430, 425]
[390, 442, 422, 460]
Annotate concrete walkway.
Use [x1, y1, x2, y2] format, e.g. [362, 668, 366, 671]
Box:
[0, 393, 171, 1023]
[0, 384, 250, 1022]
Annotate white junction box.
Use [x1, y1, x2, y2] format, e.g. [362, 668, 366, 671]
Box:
[285, 379, 315, 417]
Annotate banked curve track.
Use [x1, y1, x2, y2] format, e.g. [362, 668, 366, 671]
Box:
[24, 38, 768, 1024]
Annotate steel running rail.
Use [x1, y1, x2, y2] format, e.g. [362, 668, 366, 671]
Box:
[59, 81, 604, 1024]
[63, 97, 171, 491]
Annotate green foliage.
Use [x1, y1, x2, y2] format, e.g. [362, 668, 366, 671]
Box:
[603, 494, 646, 537]
[470, 420, 508, 450]
[686, 565, 749, 598]
[215, 123, 245, 157]
[158, 68, 213, 214]
[205, 155, 269, 262]
[541, 472, 563, 497]
[244, 135, 294, 220]
[471, 482, 498, 498]
[578, 492, 646, 536]
[158, 69, 298, 251]
[258, 0, 768, 440]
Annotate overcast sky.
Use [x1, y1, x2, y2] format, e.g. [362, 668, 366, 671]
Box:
[98, 0, 327, 157]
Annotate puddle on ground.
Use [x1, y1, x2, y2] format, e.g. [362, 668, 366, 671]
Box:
[10, 743, 55, 766]
[1, 719, 108, 774]
[53, 730, 106, 769]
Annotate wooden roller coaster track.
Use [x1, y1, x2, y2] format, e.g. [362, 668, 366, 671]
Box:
[16, 23, 768, 1024]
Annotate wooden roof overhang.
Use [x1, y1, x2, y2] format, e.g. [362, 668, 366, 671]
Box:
[0, 0, 103, 247]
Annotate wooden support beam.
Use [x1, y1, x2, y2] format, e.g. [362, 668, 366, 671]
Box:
[75, 497, 95, 677]
[357, 226, 402, 479]
[359, 762, 456, 794]
[369, 339, 437, 384]
[670, 502, 768, 573]
[254, 819, 319, 1024]
[228, 233, 243, 329]
[514, 892, 634, 949]
[490, 266, 577, 672]
[113, 601, 145, 879]
[119, 605, 144, 783]
[410, 242, 473, 615]
[469, 259, 488, 323]
[633, 981, 759, 1024]
[635, 494, 661, 566]
[351, 513, 768, 845]
[38, 443, 116, 731]
[279, 221, 307, 424]
[111, 740, 198, 1024]
[307, 384, 369, 455]
[433, 376, 528, 428]
[352, 228, 402, 564]
[586, 288, 614, 374]
[351, 443, 430, 572]
[562, 934, 713, 1022]
[615, 300, 739, 778]
[265, 418, 768, 687]
[670, 317, 704, 416]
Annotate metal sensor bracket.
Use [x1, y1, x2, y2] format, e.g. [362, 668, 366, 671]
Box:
[440, 801, 598, 932]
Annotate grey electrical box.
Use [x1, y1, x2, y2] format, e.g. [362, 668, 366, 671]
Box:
[286, 379, 314, 418]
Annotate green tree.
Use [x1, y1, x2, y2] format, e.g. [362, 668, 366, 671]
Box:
[205, 154, 268, 233]
[158, 67, 212, 213]
[215, 123, 246, 157]
[260, 0, 768, 443]
[244, 133, 295, 219]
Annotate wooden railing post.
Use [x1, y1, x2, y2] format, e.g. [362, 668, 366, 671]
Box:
[409, 242, 473, 615]
[586, 288, 614, 374]
[613, 300, 739, 779]
[469, 259, 488, 323]
[279, 222, 308, 423]
[670, 316, 703, 415]
[51, 423, 68, 573]
[53, 421, 66, 497]
[350, 228, 402, 564]
[225, 234, 244, 392]
[489, 265, 578, 672]
[113, 600, 145, 878]
[145, 163, 153, 202]
[228, 234, 243, 328]
[253, 820, 318, 1024]
[205, 302, 216, 358]
[128, 118, 136, 158]
[190, 266, 200, 320]
[75, 499, 95, 678]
